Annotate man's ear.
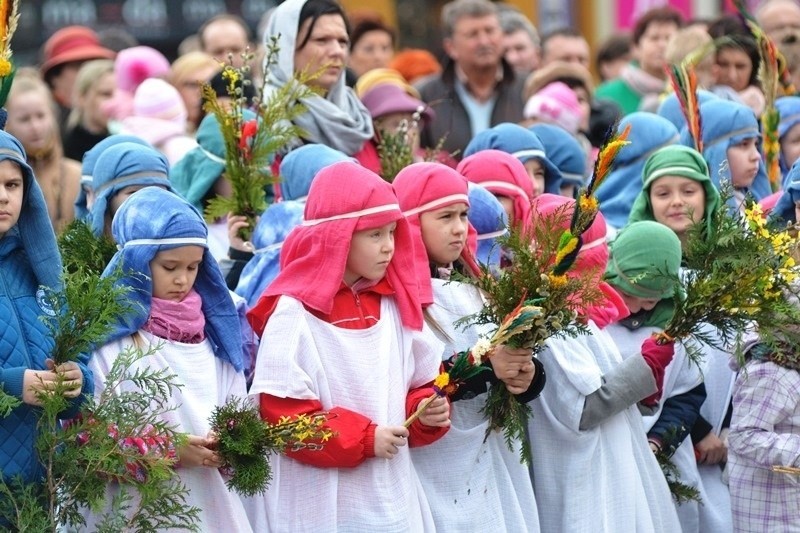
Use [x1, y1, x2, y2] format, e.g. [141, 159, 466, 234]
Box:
[443, 37, 457, 62]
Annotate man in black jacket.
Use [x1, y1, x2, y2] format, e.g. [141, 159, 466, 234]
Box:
[416, 0, 524, 158]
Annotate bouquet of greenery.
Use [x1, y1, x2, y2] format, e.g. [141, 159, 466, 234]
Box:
[201, 37, 317, 240]
[0, 266, 200, 531]
[453, 125, 632, 463]
[656, 192, 800, 365]
[57, 219, 118, 276]
[209, 397, 334, 497]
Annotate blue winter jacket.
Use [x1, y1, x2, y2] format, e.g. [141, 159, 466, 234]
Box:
[0, 232, 93, 485]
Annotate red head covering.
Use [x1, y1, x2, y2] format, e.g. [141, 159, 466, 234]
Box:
[531, 194, 629, 328]
[393, 162, 479, 306]
[247, 161, 422, 334]
[457, 149, 534, 232]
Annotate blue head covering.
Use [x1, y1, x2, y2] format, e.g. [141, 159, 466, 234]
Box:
[596, 112, 679, 229]
[74, 135, 153, 220]
[170, 110, 258, 211]
[686, 99, 771, 205]
[529, 123, 587, 188]
[279, 144, 352, 201]
[234, 201, 305, 307]
[102, 186, 244, 371]
[467, 182, 507, 271]
[463, 123, 562, 194]
[0, 130, 61, 289]
[89, 143, 173, 237]
[772, 159, 800, 224]
[777, 96, 800, 178]
[656, 90, 715, 131]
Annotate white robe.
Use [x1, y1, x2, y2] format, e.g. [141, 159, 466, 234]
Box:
[608, 323, 709, 532]
[85, 331, 253, 532]
[410, 279, 540, 532]
[246, 296, 441, 532]
[529, 321, 681, 533]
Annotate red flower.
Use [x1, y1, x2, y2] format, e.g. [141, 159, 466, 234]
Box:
[239, 119, 258, 160]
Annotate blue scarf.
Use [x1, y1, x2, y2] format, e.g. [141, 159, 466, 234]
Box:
[467, 182, 507, 271]
[102, 187, 244, 372]
[596, 112, 679, 229]
[656, 90, 715, 131]
[89, 142, 173, 236]
[772, 158, 800, 224]
[463, 122, 562, 194]
[74, 134, 153, 220]
[529, 123, 587, 188]
[279, 144, 352, 201]
[777, 96, 800, 181]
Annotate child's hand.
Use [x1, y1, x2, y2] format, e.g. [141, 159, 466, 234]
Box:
[503, 360, 535, 395]
[374, 425, 408, 459]
[48, 360, 84, 398]
[227, 213, 253, 253]
[21, 369, 60, 406]
[695, 432, 727, 465]
[418, 396, 450, 428]
[491, 345, 532, 381]
[178, 435, 223, 468]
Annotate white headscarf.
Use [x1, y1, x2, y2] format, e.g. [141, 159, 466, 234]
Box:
[262, 0, 374, 155]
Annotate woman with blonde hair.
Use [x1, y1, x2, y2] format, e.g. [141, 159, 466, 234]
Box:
[5, 68, 81, 232]
[62, 59, 115, 161]
[168, 51, 220, 133]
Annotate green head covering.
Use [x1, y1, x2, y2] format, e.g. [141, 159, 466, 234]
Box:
[628, 145, 721, 238]
[605, 221, 683, 328]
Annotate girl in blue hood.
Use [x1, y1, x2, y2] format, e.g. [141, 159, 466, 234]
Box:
[0, 129, 93, 486]
[777, 96, 800, 181]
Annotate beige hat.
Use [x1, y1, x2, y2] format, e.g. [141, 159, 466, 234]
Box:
[523, 61, 594, 102]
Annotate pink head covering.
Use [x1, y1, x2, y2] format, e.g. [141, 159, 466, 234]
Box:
[523, 81, 583, 135]
[532, 193, 629, 328]
[393, 162, 479, 306]
[248, 161, 423, 334]
[457, 149, 533, 232]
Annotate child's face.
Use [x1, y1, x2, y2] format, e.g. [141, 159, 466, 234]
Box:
[726, 137, 761, 188]
[617, 289, 660, 314]
[344, 221, 397, 286]
[6, 91, 55, 155]
[0, 160, 23, 238]
[106, 185, 167, 237]
[781, 123, 800, 171]
[149, 245, 204, 302]
[419, 202, 469, 267]
[713, 47, 753, 92]
[649, 175, 706, 236]
[523, 159, 546, 197]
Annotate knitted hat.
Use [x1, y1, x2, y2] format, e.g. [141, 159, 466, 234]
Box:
[74, 134, 153, 220]
[279, 144, 352, 201]
[628, 144, 721, 237]
[170, 110, 257, 211]
[529, 123, 587, 188]
[463, 123, 562, 194]
[90, 142, 174, 236]
[605, 221, 682, 328]
[40, 26, 115, 79]
[595, 112, 679, 229]
[103, 46, 171, 121]
[523, 60, 594, 102]
[119, 79, 188, 146]
[389, 49, 442, 84]
[103, 186, 244, 371]
[467, 182, 507, 271]
[523, 82, 583, 135]
[355, 68, 420, 98]
[0, 130, 61, 289]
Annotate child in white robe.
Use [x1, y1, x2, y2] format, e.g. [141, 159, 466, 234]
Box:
[393, 162, 544, 532]
[87, 186, 253, 532]
[245, 162, 449, 532]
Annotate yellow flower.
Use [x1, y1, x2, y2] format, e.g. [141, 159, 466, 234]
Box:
[221, 66, 240, 84]
[548, 273, 568, 288]
[0, 58, 11, 77]
[433, 372, 450, 390]
[579, 195, 598, 213]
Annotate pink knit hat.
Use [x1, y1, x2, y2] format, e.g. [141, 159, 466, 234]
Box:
[103, 46, 171, 121]
[119, 78, 187, 145]
[523, 81, 583, 135]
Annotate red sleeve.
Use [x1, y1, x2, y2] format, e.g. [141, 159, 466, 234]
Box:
[260, 394, 376, 468]
[405, 385, 450, 448]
